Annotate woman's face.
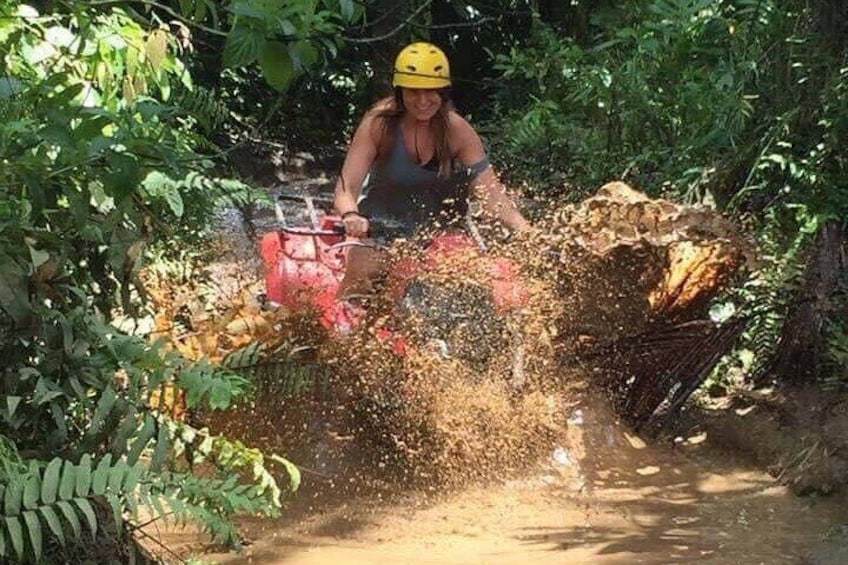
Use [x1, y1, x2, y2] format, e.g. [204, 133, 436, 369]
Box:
[401, 88, 443, 122]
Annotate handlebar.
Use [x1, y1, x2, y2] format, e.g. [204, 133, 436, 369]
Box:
[277, 193, 335, 207]
[273, 190, 411, 242]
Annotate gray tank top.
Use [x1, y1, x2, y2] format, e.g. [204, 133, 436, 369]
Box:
[358, 120, 489, 239]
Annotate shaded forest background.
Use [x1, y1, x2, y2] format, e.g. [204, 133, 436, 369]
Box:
[0, 0, 846, 562]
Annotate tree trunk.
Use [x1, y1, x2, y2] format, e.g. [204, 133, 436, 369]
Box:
[540, 182, 752, 432]
[762, 221, 847, 385]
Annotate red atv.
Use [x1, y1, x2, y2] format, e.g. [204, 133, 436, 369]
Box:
[259, 193, 530, 380]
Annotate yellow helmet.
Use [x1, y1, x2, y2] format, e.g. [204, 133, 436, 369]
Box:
[392, 42, 451, 89]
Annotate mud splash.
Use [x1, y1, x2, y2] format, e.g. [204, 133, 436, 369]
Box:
[144, 181, 753, 491]
[318, 232, 569, 487]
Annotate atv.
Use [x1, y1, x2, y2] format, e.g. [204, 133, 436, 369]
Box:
[258, 192, 531, 384]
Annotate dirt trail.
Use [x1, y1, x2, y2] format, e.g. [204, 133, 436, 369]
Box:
[184, 397, 847, 565]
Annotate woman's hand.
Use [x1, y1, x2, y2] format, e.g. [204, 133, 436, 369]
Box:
[342, 211, 370, 238]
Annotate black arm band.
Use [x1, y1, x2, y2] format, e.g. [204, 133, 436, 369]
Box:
[341, 210, 366, 220]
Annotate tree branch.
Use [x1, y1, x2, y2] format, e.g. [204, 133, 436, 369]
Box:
[85, 0, 228, 37]
[342, 0, 433, 43]
[409, 16, 499, 30]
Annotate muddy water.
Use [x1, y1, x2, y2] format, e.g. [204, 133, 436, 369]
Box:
[171, 197, 848, 565]
[180, 396, 847, 565]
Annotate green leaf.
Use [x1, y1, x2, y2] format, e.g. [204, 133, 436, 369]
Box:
[106, 493, 122, 535]
[0, 76, 23, 99]
[279, 18, 296, 36]
[103, 152, 142, 204]
[317, 36, 337, 59]
[259, 41, 293, 91]
[92, 455, 112, 496]
[178, 0, 192, 16]
[150, 421, 170, 471]
[5, 516, 24, 561]
[68, 376, 87, 401]
[181, 368, 213, 409]
[5, 396, 22, 419]
[0, 255, 33, 326]
[16, 5, 39, 18]
[56, 500, 81, 539]
[222, 343, 265, 369]
[42, 458, 62, 505]
[74, 114, 111, 141]
[4, 479, 22, 517]
[22, 510, 42, 562]
[72, 498, 97, 537]
[39, 506, 65, 547]
[107, 460, 127, 493]
[59, 462, 77, 502]
[228, 0, 267, 18]
[23, 473, 40, 510]
[270, 454, 301, 493]
[127, 414, 156, 465]
[87, 386, 117, 438]
[123, 463, 144, 497]
[149, 494, 167, 523]
[75, 454, 92, 497]
[223, 24, 265, 68]
[45, 26, 75, 48]
[32, 377, 63, 405]
[167, 495, 186, 519]
[112, 405, 138, 459]
[291, 40, 318, 70]
[340, 0, 354, 20]
[164, 187, 184, 217]
[27, 245, 50, 269]
[141, 170, 179, 212]
[198, 0, 213, 22]
[22, 38, 57, 63]
[51, 82, 85, 107]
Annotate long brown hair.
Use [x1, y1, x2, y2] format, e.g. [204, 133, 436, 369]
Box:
[373, 88, 455, 178]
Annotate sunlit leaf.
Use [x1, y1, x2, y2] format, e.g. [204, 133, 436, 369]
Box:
[146, 29, 169, 69]
[45, 26, 75, 48]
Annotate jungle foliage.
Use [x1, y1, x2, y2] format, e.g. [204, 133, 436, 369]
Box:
[0, 0, 351, 561]
[476, 0, 847, 389]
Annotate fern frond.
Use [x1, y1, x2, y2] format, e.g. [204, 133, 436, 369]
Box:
[139, 469, 279, 546]
[178, 359, 252, 411]
[222, 343, 267, 370]
[0, 455, 148, 562]
[169, 424, 299, 513]
[173, 86, 230, 133]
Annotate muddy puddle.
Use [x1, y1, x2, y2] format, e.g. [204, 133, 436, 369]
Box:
[168, 396, 848, 565]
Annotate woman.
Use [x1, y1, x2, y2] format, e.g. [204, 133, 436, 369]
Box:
[334, 42, 531, 298]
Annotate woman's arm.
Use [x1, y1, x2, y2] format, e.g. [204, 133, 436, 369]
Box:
[472, 167, 531, 232]
[334, 111, 380, 237]
[451, 114, 531, 232]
